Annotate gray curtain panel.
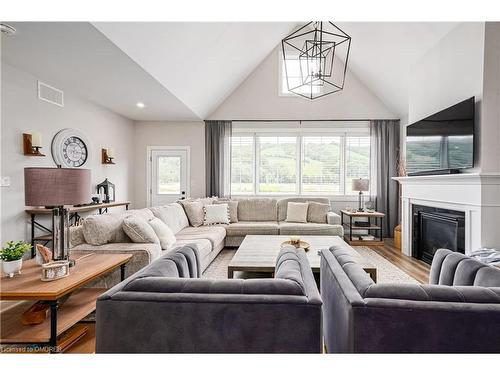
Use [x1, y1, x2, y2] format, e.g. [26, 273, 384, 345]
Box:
[370, 120, 400, 237]
[205, 120, 232, 197]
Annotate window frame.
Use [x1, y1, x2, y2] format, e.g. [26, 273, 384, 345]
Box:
[230, 127, 371, 198]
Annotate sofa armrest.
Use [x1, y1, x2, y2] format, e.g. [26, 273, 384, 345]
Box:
[327, 211, 341, 225]
[71, 243, 162, 287]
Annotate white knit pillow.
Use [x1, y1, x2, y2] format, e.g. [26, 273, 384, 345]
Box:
[204, 204, 230, 225]
[148, 218, 176, 250]
[285, 202, 309, 223]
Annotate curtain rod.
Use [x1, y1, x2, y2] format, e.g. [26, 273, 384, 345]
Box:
[226, 119, 398, 123]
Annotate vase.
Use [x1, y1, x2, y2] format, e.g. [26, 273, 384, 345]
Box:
[2, 259, 23, 278]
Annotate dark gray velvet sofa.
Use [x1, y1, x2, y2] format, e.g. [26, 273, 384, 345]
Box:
[321, 247, 500, 353]
[96, 244, 322, 353]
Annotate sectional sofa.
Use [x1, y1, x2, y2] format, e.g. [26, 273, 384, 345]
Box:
[70, 197, 343, 284]
[96, 244, 322, 353]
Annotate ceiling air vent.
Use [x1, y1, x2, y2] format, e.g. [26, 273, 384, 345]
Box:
[38, 81, 64, 107]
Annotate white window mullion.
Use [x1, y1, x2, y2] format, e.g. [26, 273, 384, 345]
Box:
[254, 133, 259, 195]
[340, 134, 346, 195]
[296, 135, 302, 195]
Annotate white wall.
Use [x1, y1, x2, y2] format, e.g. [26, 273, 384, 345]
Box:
[209, 47, 397, 120]
[406, 23, 486, 171]
[133, 121, 206, 208]
[480, 22, 500, 173]
[0, 63, 135, 245]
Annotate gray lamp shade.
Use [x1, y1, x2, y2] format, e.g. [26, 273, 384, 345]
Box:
[352, 178, 369, 192]
[24, 167, 91, 206]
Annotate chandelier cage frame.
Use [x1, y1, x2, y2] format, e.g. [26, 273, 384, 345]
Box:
[281, 21, 352, 100]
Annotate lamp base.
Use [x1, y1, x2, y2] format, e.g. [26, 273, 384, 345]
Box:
[358, 192, 364, 212]
[52, 207, 70, 261]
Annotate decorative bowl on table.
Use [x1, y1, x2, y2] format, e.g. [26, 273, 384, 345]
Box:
[281, 239, 311, 251]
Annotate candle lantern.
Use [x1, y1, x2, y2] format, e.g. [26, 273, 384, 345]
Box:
[96, 178, 115, 203]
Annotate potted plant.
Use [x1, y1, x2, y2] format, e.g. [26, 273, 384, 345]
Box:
[1, 241, 31, 277]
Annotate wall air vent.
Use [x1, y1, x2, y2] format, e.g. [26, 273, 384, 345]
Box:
[38, 81, 64, 107]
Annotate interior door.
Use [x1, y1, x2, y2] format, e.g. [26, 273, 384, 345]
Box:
[150, 148, 189, 206]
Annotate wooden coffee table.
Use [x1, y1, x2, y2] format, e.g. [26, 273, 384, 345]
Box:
[0, 253, 132, 352]
[228, 235, 377, 282]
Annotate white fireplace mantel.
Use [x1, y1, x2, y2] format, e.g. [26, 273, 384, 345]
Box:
[393, 173, 500, 256]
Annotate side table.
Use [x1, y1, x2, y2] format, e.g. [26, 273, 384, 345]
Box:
[341, 210, 385, 246]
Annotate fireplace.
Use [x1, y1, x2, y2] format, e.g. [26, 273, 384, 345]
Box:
[412, 205, 465, 264]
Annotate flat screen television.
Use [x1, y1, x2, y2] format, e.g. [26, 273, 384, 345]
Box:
[406, 97, 475, 176]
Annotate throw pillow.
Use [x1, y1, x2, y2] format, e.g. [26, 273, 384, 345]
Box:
[181, 200, 205, 227]
[285, 202, 309, 223]
[307, 202, 330, 224]
[148, 218, 176, 250]
[214, 200, 239, 223]
[122, 216, 159, 244]
[204, 204, 230, 225]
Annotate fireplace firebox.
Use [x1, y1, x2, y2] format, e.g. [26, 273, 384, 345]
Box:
[412, 205, 465, 264]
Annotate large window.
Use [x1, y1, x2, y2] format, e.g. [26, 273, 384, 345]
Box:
[231, 130, 371, 196]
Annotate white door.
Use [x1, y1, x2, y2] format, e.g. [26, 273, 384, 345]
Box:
[149, 147, 190, 206]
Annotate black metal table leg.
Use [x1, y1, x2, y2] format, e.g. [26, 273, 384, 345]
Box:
[31, 214, 36, 258]
[380, 217, 383, 242]
[48, 300, 58, 353]
[120, 264, 126, 281]
[349, 216, 353, 242]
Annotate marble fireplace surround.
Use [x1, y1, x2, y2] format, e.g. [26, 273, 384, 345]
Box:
[393, 173, 500, 257]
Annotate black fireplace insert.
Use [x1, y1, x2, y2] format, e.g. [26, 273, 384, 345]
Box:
[412, 205, 465, 264]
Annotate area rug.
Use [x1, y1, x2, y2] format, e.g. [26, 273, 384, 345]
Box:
[203, 247, 419, 284]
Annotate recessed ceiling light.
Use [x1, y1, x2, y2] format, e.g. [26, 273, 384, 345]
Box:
[136, 102, 145, 109]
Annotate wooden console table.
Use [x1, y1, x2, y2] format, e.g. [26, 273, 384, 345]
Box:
[25, 201, 130, 258]
[341, 210, 385, 246]
[0, 254, 132, 353]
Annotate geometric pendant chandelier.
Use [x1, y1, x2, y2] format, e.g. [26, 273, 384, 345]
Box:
[281, 22, 352, 100]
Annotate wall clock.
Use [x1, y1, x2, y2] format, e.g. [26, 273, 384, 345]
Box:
[51, 128, 91, 168]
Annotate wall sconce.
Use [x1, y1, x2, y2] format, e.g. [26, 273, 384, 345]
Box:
[102, 148, 115, 164]
[23, 133, 45, 156]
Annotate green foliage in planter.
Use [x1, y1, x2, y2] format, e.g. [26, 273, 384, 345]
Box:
[0, 241, 31, 262]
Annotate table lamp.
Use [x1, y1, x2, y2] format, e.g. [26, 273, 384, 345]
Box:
[352, 178, 369, 212]
[24, 167, 91, 261]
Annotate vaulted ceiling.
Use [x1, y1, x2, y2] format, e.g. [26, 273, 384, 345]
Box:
[1, 22, 460, 121]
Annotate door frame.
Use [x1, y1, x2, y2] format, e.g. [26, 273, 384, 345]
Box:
[146, 145, 191, 207]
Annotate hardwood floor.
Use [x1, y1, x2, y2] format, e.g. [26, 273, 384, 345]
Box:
[366, 238, 430, 284]
[46, 238, 430, 354]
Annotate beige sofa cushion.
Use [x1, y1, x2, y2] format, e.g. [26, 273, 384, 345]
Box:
[285, 202, 309, 223]
[83, 213, 129, 245]
[277, 197, 329, 222]
[307, 202, 330, 223]
[180, 200, 205, 227]
[123, 216, 159, 244]
[175, 225, 226, 248]
[226, 221, 279, 236]
[278, 222, 343, 236]
[148, 218, 176, 250]
[69, 225, 86, 248]
[204, 204, 230, 225]
[237, 198, 277, 221]
[214, 200, 238, 223]
[174, 239, 212, 260]
[150, 203, 189, 234]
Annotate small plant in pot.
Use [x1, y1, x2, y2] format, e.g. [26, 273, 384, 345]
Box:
[1, 241, 31, 278]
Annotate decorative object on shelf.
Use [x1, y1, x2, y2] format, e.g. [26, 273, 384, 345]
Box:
[101, 148, 116, 164]
[364, 200, 375, 212]
[35, 244, 52, 265]
[352, 178, 369, 212]
[1, 241, 31, 277]
[41, 260, 70, 281]
[51, 128, 90, 168]
[24, 167, 91, 261]
[96, 178, 115, 203]
[281, 21, 351, 100]
[21, 302, 50, 325]
[23, 132, 45, 156]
